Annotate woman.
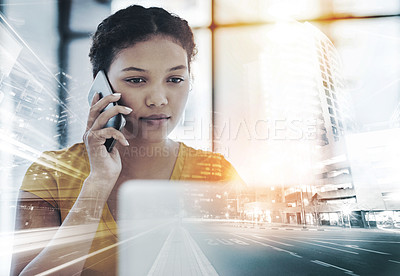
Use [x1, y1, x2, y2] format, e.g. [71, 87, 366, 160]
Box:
[12, 5, 243, 275]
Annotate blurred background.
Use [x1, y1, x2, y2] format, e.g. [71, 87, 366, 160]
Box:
[1, 0, 400, 274]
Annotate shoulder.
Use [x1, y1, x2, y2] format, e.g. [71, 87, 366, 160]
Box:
[177, 143, 243, 183]
[30, 143, 89, 177]
[41, 142, 87, 162]
[22, 143, 89, 188]
[21, 143, 89, 208]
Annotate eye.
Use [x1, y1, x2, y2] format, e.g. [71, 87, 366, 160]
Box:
[126, 77, 146, 84]
[167, 77, 184, 84]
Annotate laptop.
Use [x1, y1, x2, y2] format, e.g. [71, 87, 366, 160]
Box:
[118, 180, 222, 276]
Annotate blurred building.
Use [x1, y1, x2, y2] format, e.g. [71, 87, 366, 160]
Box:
[345, 128, 400, 228]
[242, 24, 400, 228]
[252, 21, 356, 226]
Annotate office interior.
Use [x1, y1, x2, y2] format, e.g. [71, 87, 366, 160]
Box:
[1, 0, 400, 274]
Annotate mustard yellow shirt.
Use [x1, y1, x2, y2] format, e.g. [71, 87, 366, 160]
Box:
[20, 142, 243, 275]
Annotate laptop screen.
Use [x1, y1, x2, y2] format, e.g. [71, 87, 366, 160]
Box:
[118, 180, 227, 276]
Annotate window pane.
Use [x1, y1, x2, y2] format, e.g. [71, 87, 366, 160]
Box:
[215, 22, 350, 185]
[333, 0, 400, 17]
[169, 29, 212, 150]
[215, 0, 400, 24]
[112, 0, 211, 27]
[215, 0, 322, 24]
[70, 0, 111, 33]
[319, 18, 400, 129]
[64, 37, 93, 146]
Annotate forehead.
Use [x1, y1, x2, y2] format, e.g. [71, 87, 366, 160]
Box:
[111, 36, 188, 71]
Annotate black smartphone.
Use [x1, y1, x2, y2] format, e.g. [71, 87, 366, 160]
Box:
[87, 70, 126, 152]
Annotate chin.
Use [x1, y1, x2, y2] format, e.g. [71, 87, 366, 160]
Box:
[138, 129, 170, 143]
[137, 121, 177, 142]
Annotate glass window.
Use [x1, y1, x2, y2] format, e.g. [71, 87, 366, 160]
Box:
[215, 25, 280, 183]
[64, 37, 93, 146]
[112, 0, 211, 27]
[332, 0, 400, 17]
[215, 0, 322, 24]
[70, 0, 111, 33]
[169, 29, 212, 150]
[325, 89, 330, 97]
[320, 18, 400, 126]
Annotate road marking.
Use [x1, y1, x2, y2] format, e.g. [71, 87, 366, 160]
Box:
[308, 238, 400, 244]
[313, 240, 391, 255]
[205, 238, 250, 246]
[272, 236, 359, 255]
[232, 234, 302, 259]
[143, 226, 219, 276]
[311, 260, 359, 276]
[205, 238, 219, 246]
[182, 227, 219, 276]
[251, 235, 293, 247]
[216, 238, 234, 245]
[35, 222, 172, 276]
[389, 259, 400, 264]
[57, 251, 80, 260]
[229, 238, 250, 245]
[147, 227, 175, 275]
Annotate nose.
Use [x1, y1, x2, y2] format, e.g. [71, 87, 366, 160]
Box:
[145, 84, 168, 107]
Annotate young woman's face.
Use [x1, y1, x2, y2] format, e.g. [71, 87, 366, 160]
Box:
[107, 36, 190, 142]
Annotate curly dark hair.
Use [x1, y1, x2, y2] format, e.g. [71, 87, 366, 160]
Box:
[89, 5, 197, 78]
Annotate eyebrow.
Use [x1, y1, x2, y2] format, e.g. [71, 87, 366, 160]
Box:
[121, 65, 187, 73]
[168, 65, 187, 72]
[122, 66, 146, 72]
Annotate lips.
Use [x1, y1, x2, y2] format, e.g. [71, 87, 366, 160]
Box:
[140, 114, 171, 121]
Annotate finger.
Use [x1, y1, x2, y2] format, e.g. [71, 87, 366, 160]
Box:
[84, 127, 129, 147]
[91, 105, 132, 130]
[86, 93, 121, 130]
[92, 93, 122, 114]
[91, 92, 100, 107]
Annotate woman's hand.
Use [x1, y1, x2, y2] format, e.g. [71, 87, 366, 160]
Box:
[83, 92, 132, 182]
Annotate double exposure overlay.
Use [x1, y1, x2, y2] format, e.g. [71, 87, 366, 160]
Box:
[1, 1, 400, 275]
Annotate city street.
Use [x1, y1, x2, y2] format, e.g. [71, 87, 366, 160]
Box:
[181, 221, 400, 276]
[10, 220, 400, 275]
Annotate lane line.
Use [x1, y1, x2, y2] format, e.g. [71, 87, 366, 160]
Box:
[232, 234, 302, 259]
[308, 238, 400, 244]
[251, 235, 294, 247]
[311, 260, 359, 276]
[271, 236, 359, 255]
[35, 222, 172, 276]
[389, 260, 400, 264]
[147, 227, 175, 275]
[57, 251, 80, 260]
[182, 227, 219, 276]
[315, 240, 391, 255]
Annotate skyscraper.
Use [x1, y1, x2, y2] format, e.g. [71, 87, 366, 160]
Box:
[259, 21, 356, 225]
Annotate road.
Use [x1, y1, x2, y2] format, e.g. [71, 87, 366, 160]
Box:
[181, 221, 400, 276]
[10, 220, 400, 275]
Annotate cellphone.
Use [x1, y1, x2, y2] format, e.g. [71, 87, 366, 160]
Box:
[87, 70, 126, 152]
